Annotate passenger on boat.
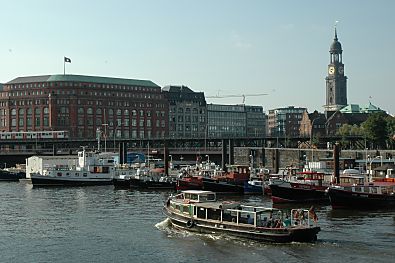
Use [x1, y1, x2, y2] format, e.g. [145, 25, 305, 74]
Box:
[283, 215, 291, 227]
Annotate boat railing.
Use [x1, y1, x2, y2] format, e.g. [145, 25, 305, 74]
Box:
[290, 209, 318, 227]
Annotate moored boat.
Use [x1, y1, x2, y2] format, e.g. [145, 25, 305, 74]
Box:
[269, 171, 330, 203]
[0, 169, 26, 181]
[163, 190, 320, 243]
[30, 148, 115, 186]
[327, 182, 395, 209]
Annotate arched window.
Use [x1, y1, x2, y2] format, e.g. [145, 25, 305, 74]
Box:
[87, 107, 93, 115]
[43, 107, 49, 114]
[132, 110, 137, 116]
[78, 107, 84, 114]
[11, 109, 16, 116]
[124, 109, 129, 116]
[19, 109, 25, 115]
[96, 108, 102, 115]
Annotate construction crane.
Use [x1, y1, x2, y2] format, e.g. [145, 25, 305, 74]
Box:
[206, 93, 268, 104]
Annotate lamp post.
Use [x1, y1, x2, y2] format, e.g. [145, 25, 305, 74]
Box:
[310, 117, 320, 163]
[102, 123, 108, 152]
[113, 122, 123, 152]
[169, 155, 173, 169]
[205, 154, 209, 164]
[369, 155, 382, 182]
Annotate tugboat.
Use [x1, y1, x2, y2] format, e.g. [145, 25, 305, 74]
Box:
[163, 190, 321, 243]
[30, 148, 115, 186]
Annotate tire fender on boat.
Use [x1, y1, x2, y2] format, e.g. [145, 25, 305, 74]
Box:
[186, 220, 194, 228]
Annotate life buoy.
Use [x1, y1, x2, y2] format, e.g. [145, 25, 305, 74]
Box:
[186, 220, 194, 228]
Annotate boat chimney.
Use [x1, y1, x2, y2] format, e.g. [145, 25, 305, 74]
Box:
[333, 142, 340, 184]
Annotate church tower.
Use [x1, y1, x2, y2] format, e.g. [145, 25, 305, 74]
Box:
[324, 27, 347, 115]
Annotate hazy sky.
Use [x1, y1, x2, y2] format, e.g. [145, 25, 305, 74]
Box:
[1, 0, 394, 114]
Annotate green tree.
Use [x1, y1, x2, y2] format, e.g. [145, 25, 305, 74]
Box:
[386, 115, 395, 148]
[361, 112, 389, 149]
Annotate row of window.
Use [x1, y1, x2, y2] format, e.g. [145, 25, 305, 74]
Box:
[7, 82, 159, 93]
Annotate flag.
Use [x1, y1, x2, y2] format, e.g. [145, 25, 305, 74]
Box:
[64, 57, 71, 63]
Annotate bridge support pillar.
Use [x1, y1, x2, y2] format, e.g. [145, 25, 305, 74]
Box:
[221, 139, 227, 171]
[228, 139, 234, 165]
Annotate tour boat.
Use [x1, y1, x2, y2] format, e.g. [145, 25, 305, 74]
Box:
[269, 171, 330, 203]
[163, 190, 321, 243]
[30, 148, 115, 186]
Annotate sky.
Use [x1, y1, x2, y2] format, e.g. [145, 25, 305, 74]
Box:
[1, 0, 394, 114]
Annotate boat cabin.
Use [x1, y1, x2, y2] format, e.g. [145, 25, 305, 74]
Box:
[169, 190, 317, 228]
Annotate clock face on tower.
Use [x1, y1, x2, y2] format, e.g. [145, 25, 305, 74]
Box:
[328, 66, 335, 75]
[338, 66, 344, 74]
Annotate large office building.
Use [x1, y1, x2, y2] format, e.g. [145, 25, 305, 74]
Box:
[0, 74, 168, 139]
[207, 104, 265, 138]
[162, 85, 206, 139]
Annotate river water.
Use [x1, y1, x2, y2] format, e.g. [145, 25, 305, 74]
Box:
[0, 181, 394, 263]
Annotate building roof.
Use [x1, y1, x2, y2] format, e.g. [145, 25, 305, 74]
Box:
[6, 74, 159, 88]
[340, 102, 384, 114]
[330, 28, 342, 53]
[162, 85, 194, 93]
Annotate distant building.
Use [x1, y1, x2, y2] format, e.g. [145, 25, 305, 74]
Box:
[324, 27, 348, 116]
[340, 102, 384, 114]
[1, 74, 168, 139]
[299, 110, 326, 138]
[245, 105, 266, 138]
[268, 106, 306, 137]
[162, 85, 206, 139]
[326, 111, 369, 136]
[207, 104, 246, 138]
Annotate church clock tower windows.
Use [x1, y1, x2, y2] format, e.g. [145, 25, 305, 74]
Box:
[324, 27, 348, 115]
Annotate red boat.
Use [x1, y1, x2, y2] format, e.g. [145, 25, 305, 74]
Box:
[176, 176, 203, 191]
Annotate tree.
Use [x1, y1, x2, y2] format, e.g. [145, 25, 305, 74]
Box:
[385, 115, 395, 148]
[361, 112, 389, 149]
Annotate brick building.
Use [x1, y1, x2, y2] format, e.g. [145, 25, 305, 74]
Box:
[0, 74, 168, 140]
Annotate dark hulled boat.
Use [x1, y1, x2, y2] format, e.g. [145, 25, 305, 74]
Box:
[0, 169, 26, 181]
[269, 171, 330, 203]
[327, 182, 395, 209]
[163, 190, 321, 243]
[129, 176, 176, 190]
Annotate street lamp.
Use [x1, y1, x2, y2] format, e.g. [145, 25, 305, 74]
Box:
[205, 154, 209, 164]
[368, 155, 382, 182]
[169, 155, 173, 169]
[113, 122, 123, 152]
[310, 117, 320, 162]
[102, 123, 108, 152]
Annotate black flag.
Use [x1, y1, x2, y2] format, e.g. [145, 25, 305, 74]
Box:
[64, 57, 71, 63]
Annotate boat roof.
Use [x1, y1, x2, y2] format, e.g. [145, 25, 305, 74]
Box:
[181, 190, 215, 195]
[297, 171, 325, 175]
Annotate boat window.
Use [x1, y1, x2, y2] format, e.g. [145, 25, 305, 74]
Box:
[197, 207, 206, 219]
[182, 205, 189, 214]
[57, 172, 62, 176]
[207, 209, 221, 221]
[83, 173, 87, 177]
